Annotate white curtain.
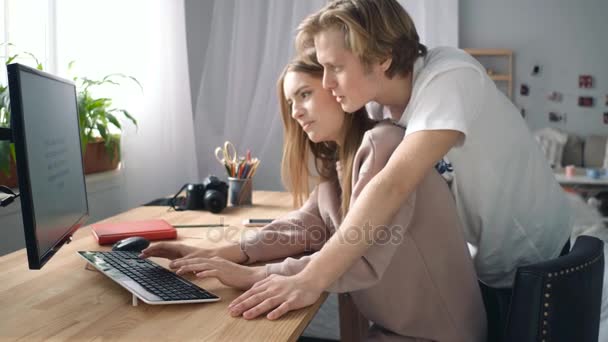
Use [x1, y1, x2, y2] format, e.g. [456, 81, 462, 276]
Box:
[192, 0, 326, 191]
[192, 0, 458, 192]
[56, 0, 198, 209]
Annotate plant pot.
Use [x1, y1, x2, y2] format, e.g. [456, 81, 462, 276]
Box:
[0, 157, 18, 189]
[0, 139, 119, 188]
[83, 138, 120, 175]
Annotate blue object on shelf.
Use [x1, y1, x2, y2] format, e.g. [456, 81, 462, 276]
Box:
[586, 168, 602, 179]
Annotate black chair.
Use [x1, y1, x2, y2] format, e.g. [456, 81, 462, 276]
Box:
[504, 235, 604, 342]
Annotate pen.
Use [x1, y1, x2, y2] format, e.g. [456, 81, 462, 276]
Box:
[242, 218, 274, 227]
[173, 224, 229, 228]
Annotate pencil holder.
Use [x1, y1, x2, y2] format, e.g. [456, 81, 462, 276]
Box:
[228, 177, 253, 206]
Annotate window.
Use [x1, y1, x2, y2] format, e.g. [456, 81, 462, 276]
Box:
[0, 0, 53, 82]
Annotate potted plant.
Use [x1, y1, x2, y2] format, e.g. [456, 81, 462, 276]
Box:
[73, 66, 141, 174]
[0, 45, 43, 188]
[0, 48, 141, 188]
[0, 82, 17, 187]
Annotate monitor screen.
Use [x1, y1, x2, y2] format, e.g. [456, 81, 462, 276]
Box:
[7, 63, 89, 269]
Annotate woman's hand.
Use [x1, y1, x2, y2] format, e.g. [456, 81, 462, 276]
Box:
[140, 242, 247, 266]
[171, 257, 266, 290]
[139, 242, 199, 260]
[227, 273, 324, 320]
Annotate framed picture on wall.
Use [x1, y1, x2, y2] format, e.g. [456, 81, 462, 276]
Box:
[579, 75, 593, 88]
[579, 96, 594, 107]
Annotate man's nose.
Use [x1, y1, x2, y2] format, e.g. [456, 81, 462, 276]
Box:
[322, 71, 336, 90]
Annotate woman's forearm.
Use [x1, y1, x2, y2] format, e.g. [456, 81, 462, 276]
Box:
[213, 243, 249, 263]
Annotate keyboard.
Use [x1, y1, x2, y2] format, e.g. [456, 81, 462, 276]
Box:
[78, 251, 220, 305]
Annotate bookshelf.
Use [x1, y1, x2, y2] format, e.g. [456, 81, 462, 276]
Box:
[464, 48, 513, 99]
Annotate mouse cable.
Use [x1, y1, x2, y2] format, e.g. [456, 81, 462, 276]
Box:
[0, 185, 20, 208]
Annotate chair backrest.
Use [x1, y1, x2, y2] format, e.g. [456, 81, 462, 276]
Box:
[505, 236, 604, 342]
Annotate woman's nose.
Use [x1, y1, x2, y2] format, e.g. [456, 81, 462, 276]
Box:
[291, 104, 305, 119]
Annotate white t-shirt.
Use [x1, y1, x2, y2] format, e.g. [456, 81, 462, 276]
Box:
[366, 47, 575, 288]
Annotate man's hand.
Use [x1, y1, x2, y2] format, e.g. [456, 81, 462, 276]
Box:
[228, 273, 323, 320]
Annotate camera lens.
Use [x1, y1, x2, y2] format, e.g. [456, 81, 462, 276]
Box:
[204, 189, 227, 213]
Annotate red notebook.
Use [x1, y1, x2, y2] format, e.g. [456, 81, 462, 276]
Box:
[90, 219, 177, 245]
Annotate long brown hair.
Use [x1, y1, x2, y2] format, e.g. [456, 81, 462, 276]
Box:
[277, 54, 375, 217]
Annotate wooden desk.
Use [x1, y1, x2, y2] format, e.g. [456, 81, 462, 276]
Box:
[0, 191, 328, 341]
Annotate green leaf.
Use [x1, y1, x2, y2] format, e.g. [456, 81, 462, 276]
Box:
[6, 54, 18, 65]
[81, 134, 89, 155]
[22, 51, 43, 70]
[86, 98, 111, 112]
[103, 73, 143, 92]
[106, 113, 122, 130]
[116, 109, 138, 128]
[97, 123, 108, 140]
[9, 143, 15, 162]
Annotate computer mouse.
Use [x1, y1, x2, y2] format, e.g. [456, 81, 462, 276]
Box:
[112, 236, 150, 252]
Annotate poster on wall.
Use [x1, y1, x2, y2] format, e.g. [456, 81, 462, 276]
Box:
[579, 75, 593, 88]
[547, 91, 563, 102]
[549, 112, 566, 123]
[578, 96, 594, 107]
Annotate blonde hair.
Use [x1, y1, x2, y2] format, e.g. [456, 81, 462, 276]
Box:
[296, 0, 427, 78]
[277, 54, 376, 217]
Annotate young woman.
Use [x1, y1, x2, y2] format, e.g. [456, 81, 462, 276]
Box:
[228, 1, 580, 339]
[142, 55, 486, 341]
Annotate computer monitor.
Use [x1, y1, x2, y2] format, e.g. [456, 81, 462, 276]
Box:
[6, 63, 89, 269]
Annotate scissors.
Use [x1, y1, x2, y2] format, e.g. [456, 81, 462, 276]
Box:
[214, 141, 238, 165]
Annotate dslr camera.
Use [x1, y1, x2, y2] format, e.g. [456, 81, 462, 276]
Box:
[170, 176, 228, 213]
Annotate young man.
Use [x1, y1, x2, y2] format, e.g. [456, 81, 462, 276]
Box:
[229, 0, 576, 337]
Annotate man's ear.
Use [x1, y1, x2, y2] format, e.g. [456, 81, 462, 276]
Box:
[380, 57, 392, 72]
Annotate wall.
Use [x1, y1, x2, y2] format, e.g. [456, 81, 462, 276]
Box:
[460, 0, 608, 137]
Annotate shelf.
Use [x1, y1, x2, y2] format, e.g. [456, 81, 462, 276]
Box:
[465, 48, 513, 56]
[489, 74, 511, 81]
[464, 48, 513, 99]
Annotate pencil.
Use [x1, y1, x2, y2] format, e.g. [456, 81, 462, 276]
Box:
[173, 224, 229, 228]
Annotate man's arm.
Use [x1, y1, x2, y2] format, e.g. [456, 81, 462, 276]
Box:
[298, 129, 463, 289]
[228, 129, 463, 320]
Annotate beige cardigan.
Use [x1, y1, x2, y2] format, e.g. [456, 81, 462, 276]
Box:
[241, 122, 486, 342]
